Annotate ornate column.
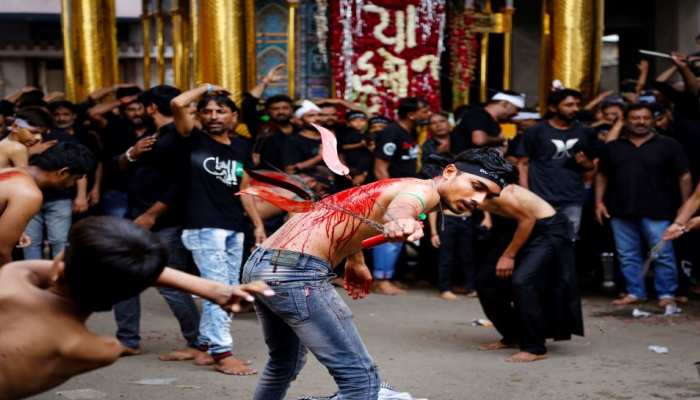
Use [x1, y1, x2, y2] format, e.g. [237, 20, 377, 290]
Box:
[194, 0, 245, 103]
[171, 0, 191, 89]
[287, 0, 298, 98]
[60, 0, 119, 101]
[141, 0, 153, 89]
[539, 0, 604, 110]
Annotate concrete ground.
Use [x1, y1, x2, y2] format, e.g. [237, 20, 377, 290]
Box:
[30, 288, 700, 400]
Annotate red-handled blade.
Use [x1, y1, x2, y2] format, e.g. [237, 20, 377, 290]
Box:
[362, 234, 388, 249]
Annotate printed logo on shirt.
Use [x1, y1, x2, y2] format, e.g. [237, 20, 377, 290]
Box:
[401, 144, 419, 161]
[203, 157, 240, 186]
[383, 142, 397, 156]
[551, 139, 579, 160]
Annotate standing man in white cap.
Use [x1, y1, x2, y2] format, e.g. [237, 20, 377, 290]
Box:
[283, 100, 324, 174]
[450, 90, 523, 154]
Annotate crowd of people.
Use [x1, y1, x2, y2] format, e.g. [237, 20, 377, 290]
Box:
[1, 40, 700, 398]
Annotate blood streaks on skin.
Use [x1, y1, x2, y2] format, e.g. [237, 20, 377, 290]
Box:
[0, 171, 21, 181]
[265, 179, 403, 260]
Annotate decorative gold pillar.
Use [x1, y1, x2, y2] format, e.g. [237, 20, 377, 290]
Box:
[171, 0, 191, 89]
[195, 0, 245, 103]
[478, 0, 492, 103]
[287, 0, 298, 98]
[539, 0, 603, 110]
[244, 0, 257, 91]
[141, 0, 152, 89]
[60, 0, 119, 101]
[502, 6, 514, 90]
[155, 0, 166, 85]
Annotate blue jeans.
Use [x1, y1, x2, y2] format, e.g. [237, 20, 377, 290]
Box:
[101, 190, 128, 218]
[242, 247, 380, 400]
[610, 218, 678, 299]
[23, 198, 72, 260]
[182, 228, 244, 357]
[114, 226, 201, 349]
[372, 242, 403, 280]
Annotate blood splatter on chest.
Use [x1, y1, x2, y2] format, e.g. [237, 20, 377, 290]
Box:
[267, 179, 401, 259]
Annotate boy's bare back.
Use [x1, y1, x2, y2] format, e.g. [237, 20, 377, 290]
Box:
[0, 261, 122, 400]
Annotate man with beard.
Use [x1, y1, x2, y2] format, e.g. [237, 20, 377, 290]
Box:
[283, 100, 325, 174]
[88, 86, 153, 218]
[171, 84, 266, 375]
[0, 107, 52, 168]
[111, 85, 206, 362]
[241, 64, 297, 170]
[450, 91, 523, 154]
[596, 103, 692, 306]
[515, 89, 596, 236]
[372, 97, 431, 294]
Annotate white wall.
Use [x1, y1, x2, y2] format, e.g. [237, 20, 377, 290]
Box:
[0, 0, 141, 18]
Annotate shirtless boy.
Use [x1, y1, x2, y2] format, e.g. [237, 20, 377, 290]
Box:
[0, 216, 273, 400]
[241, 148, 511, 400]
[0, 107, 54, 168]
[475, 181, 584, 362]
[0, 142, 94, 265]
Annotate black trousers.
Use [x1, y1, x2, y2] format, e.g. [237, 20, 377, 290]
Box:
[476, 214, 575, 355]
[437, 215, 476, 292]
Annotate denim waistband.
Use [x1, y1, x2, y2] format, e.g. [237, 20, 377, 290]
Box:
[242, 247, 334, 285]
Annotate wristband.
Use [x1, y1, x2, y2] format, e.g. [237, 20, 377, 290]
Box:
[125, 147, 136, 162]
[206, 83, 213, 93]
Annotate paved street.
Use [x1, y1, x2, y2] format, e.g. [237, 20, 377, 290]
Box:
[31, 288, 700, 400]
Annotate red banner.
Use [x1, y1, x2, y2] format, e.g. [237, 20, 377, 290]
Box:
[329, 0, 446, 117]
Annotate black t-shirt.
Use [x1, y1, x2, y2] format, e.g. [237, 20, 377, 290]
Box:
[450, 107, 501, 154]
[99, 113, 154, 192]
[419, 137, 451, 178]
[42, 127, 101, 201]
[339, 128, 373, 175]
[127, 123, 187, 229]
[282, 133, 321, 170]
[254, 128, 293, 170]
[515, 121, 595, 206]
[184, 130, 252, 231]
[374, 122, 419, 178]
[598, 134, 689, 220]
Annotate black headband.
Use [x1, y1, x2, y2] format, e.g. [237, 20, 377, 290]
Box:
[428, 154, 507, 188]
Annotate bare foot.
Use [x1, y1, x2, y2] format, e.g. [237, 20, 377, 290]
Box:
[120, 346, 143, 357]
[675, 296, 688, 304]
[194, 351, 215, 366]
[214, 356, 257, 376]
[612, 295, 640, 305]
[465, 291, 478, 298]
[373, 280, 406, 295]
[505, 351, 547, 363]
[159, 347, 206, 362]
[478, 341, 516, 351]
[440, 291, 458, 301]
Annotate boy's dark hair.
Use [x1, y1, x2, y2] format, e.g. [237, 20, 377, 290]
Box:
[454, 148, 519, 185]
[316, 101, 337, 109]
[397, 97, 428, 119]
[265, 94, 293, 109]
[16, 107, 53, 129]
[547, 88, 583, 107]
[64, 217, 168, 312]
[0, 100, 15, 117]
[624, 103, 654, 118]
[138, 85, 181, 117]
[197, 93, 239, 113]
[29, 142, 95, 175]
[48, 100, 78, 114]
